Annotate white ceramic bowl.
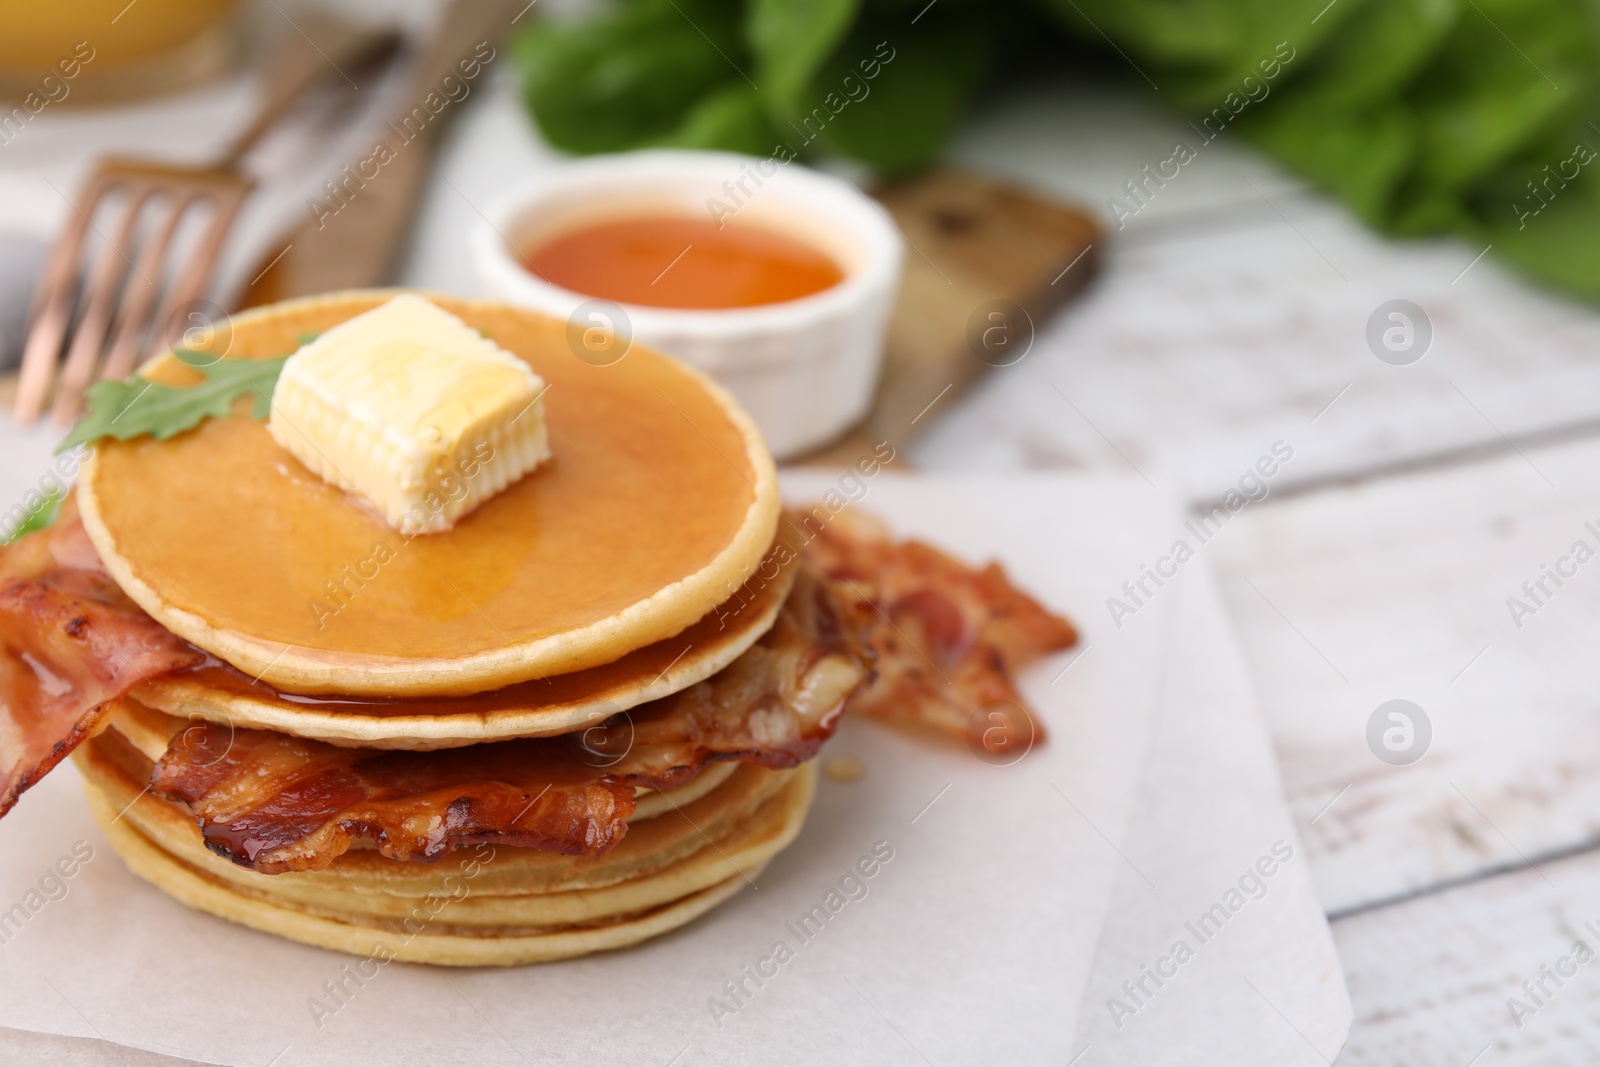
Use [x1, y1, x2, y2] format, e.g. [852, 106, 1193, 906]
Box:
[470, 150, 904, 459]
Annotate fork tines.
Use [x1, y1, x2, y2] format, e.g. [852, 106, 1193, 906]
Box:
[15, 159, 253, 426]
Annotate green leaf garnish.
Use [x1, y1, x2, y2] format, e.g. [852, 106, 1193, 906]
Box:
[1, 486, 64, 545]
[56, 354, 289, 454]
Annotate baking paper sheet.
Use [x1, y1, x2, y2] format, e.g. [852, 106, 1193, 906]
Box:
[0, 474, 1175, 1065]
[1071, 552, 1352, 1064]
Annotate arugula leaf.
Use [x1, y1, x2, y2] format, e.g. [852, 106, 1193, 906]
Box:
[651, 83, 785, 155]
[1270, 0, 1456, 111]
[804, 6, 997, 172]
[1038, 0, 1355, 107]
[513, 0, 750, 154]
[1, 487, 64, 546]
[747, 0, 860, 114]
[56, 355, 288, 454]
[1474, 177, 1600, 298]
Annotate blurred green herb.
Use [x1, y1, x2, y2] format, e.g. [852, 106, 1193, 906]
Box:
[56, 353, 288, 454]
[512, 0, 1600, 299]
[1, 487, 64, 545]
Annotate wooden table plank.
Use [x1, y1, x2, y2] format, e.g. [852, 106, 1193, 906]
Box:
[1334, 847, 1600, 1065]
[1210, 433, 1600, 914]
[911, 185, 1600, 506]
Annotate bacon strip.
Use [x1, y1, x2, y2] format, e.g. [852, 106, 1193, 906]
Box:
[0, 497, 205, 818]
[794, 506, 1077, 752]
[150, 570, 866, 873]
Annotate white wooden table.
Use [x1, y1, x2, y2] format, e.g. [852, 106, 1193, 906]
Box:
[6, 60, 1600, 1065]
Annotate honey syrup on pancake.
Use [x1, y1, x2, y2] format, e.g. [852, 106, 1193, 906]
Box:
[78, 296, 777, 700]
[87, 348, 754, 658]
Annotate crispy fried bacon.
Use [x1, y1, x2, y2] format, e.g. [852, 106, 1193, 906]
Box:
[795, 506, 1077, 750]
[150, 571, 866, 873]
[151, 730, 638, 873]
[0, 498, 204, 818]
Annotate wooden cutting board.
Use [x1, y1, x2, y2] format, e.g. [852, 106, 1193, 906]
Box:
[797, 169, 1101, 466]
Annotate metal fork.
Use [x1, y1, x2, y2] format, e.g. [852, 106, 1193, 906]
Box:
[13, 17, 398, 425]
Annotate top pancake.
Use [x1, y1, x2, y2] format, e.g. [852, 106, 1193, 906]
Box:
[76, 291, 780, 698]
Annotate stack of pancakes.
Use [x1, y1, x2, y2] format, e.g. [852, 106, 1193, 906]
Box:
[65, 293, 864, 966]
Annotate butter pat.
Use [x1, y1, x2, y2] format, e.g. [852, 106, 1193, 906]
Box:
[268, 295, 550, 534]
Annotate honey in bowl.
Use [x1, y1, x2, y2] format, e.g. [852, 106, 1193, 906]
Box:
[521, 216, 844, 310]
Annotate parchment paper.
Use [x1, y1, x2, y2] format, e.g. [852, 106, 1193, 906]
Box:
[1071, 547, 1352, 1063]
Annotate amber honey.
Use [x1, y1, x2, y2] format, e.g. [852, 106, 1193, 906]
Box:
[522, 216, 844, 310]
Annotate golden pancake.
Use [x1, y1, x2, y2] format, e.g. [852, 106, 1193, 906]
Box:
[96, 807, 764, 967]
[80, 750, 815, 966]
[77, 291, 781, 697]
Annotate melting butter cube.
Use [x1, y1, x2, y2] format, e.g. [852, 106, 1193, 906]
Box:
[268, 294, 550, 534]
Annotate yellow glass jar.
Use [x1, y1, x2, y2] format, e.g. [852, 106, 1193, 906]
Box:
[0, 0, 239, 103]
